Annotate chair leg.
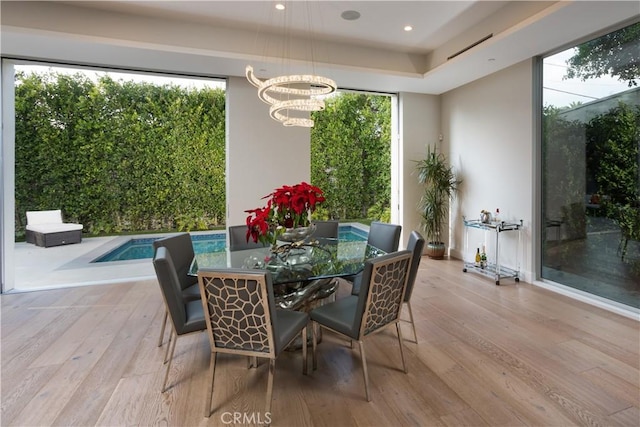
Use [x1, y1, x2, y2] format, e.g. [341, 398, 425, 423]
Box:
[265, 359, 275, 420]
[396, 323, 408, 374]
[162, 330, 178, 392]
[204, 352, 216, 418]
[311, 322, 318, 371]
[406, 302, 418, 343]
[157, 309, 168, 347]
[164, 330, 174, 364]
[357, 340, 371, 402]
[301, 325, 308, 375]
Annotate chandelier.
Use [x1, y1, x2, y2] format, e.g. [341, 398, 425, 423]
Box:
[246, 66, 336, 127]
[246, 3, 337, 128]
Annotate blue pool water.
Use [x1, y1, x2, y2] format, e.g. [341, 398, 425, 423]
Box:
[92, 225, 368, 263]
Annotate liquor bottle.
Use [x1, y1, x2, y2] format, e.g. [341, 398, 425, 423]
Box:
[480, 245, 487, 269]
[475, 248, 481, 266]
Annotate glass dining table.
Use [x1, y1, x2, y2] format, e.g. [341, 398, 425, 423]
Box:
[189, 238, 386, 310]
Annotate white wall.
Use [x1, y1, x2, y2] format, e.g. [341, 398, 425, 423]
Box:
[442, 59, 534, 281]
[398, 92, 440, 249]
[226, 76, 310, 228]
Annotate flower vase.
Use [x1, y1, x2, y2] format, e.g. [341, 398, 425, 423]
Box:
[278, 223, 317, 242]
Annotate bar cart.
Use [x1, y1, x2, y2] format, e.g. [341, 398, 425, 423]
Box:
[462, 217, 522, 285]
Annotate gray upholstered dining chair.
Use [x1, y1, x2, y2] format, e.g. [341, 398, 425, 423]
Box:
[310, 249, 412, 402]
[402, 230, 425, 343]
[197, 268, 309, 421]
[228, 224, 266, 251]
[152, 246, 206, 392]
[350, 221, 402, 295]
[311, 220, 339, 238]
[366, 221, 402, 252]
[152, 233, 200, 347]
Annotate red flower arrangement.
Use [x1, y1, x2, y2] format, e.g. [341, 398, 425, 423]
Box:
[245, 182, 325, 247]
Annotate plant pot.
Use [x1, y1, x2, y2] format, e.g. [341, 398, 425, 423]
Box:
[425, 241, 445, 259]
[278, 224, 316, 242]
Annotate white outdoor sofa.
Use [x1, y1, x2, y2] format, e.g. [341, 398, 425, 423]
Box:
[26, 209, 83, 248]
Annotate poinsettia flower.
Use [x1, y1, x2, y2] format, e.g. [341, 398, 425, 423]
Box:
[244, 181, 326, 248]
[291, 193, 307, 215]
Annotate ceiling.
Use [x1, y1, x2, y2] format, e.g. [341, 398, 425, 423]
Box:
[69, 1, 509, 55]
[2, 1, 639, 94]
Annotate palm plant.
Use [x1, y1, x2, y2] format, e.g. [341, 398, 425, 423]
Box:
[415, 145, 461, 258]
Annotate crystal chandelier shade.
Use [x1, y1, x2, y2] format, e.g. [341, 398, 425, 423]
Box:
[246, 65, 337, 127]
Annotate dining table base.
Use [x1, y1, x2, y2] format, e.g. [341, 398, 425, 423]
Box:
[274, 277, 338, 311]
[279, 277, 338, 350]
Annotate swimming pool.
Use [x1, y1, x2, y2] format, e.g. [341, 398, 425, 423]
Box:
[92, 225, 368, 263]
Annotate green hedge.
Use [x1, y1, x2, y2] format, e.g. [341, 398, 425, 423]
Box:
[15, 71, 225, 236]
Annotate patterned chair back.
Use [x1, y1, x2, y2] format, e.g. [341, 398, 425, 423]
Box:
[198, 268, 277, 358]
[356, 250, 412, 338]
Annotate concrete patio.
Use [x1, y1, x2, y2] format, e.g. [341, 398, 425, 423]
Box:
[11, 234, 160, 292]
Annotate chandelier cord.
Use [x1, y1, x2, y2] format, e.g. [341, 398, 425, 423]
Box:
[245, 1, 337, 127]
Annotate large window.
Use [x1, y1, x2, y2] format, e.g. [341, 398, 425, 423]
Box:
[311, 91, 393, 222]
[12, 63, 227, 237]
[2, 60, 398, 293]
[541, 22, 639, 308]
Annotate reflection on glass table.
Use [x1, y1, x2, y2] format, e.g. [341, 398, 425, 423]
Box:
[189, 238, 386, 310]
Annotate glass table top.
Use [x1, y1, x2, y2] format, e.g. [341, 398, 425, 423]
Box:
[189, 238, 386, 285]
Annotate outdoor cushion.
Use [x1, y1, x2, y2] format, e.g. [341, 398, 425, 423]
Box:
[26, 223, 83, 233]
[26, 209, 67, 225]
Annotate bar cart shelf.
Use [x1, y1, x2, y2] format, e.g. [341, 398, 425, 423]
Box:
[462, 217, 523, 285]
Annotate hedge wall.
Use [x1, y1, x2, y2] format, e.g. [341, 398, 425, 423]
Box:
[15, 71, 226, 236]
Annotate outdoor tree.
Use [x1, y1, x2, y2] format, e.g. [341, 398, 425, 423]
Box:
[565, 21, 639, 87]
[586, 102, 640, 258]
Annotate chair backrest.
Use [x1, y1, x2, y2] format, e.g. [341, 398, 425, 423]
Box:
[367, 221, 402, 253]
[152, 233, 195, 291]
[153, 246, 205, 335]
[228, 225, 266, 251]
[404, 231, 425, 302]
[197, 268, 278, 358]
[354, 250, 412, 339]
[26, 209, 63, 225]
[311, 220, 339, 238]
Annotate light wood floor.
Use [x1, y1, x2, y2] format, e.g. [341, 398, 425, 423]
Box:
[2, 257, 638, 426]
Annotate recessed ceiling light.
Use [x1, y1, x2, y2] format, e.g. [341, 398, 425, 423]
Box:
[275, 3, 285, 11]
[341, 10, 361, 21]
[404, 25, 413, 32]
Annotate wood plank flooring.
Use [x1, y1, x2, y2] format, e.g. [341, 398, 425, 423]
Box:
[1, 257, 638, 426]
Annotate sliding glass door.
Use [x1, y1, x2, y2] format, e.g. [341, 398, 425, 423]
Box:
[541, 22, 640, 308]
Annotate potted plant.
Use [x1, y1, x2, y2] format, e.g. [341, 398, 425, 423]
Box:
[245, 182, 326, 249]
[415, 146, 461, 259]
